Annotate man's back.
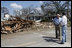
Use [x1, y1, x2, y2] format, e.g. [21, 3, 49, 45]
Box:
[61, 15, 67, 25]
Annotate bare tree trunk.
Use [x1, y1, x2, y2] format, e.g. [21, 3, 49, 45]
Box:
[67, 1, 69, 19]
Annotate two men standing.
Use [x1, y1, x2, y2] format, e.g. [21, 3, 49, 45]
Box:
[53, 13, 67, 44]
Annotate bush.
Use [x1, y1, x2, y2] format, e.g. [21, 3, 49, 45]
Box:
[68, 21, 71, 26]
[41, 19, 53, 22]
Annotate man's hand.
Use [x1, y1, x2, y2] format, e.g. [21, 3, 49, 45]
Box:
[59, 23, 62, 27]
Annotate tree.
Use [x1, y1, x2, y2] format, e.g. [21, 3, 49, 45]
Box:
[1, 7, 9, 16]
[41, 1, 57, 16]
[41, 1, 71, 17]
[21, 7, 41, 16]
[13, 9, 21, 17]
[65, 1, 71, 18]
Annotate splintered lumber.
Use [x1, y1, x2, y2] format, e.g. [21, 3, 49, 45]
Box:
[4, 26, 12, 31]
[1, 31, 7, 34]
[4, 26, 13, 34]
[1, 16, 35, 34]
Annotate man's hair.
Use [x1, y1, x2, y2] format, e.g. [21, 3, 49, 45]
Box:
[57, 14, 60, 16]
[62, 12, 66, 15]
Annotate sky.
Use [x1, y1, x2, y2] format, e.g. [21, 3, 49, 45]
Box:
[1, 1, 43, 15]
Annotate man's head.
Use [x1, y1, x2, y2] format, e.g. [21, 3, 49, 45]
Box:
[57, 14, 60, 18]
[62, 12, 66, 15]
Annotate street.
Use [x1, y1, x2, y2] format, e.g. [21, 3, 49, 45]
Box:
[1, 27, 71, 47]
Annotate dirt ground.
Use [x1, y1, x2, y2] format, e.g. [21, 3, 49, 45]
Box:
[1, 26, 71, 47]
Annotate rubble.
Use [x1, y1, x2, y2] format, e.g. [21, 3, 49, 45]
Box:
[1, 16, 54, 34]
[1, 31, 7, 34]
[1, 16, 35, 34]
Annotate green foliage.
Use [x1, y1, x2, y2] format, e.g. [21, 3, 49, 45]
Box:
[68, 21, 71, 26]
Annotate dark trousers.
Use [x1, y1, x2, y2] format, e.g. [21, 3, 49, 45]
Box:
[55, 25, 60, 39]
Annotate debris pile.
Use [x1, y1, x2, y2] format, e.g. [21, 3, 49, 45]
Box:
[1, 17, 35, 34]
[32, 21, 54, 30]
[1, 16, 54, 34]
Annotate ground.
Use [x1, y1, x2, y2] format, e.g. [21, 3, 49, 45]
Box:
[1, 27, 71, 47]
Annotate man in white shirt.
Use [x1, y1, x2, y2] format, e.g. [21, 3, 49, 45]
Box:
[60, 13, 67, 44]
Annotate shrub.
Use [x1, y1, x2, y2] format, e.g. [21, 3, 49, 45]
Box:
[68, 21, 71, 26]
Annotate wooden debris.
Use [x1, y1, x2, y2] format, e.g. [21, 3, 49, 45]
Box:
[1, 16, 35, 34]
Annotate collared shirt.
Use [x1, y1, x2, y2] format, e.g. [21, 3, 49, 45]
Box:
[53, 17, 62, 25]
[61, 15, 67, 26]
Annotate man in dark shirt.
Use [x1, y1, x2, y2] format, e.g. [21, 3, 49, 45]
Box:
[53, 14, 62, 40]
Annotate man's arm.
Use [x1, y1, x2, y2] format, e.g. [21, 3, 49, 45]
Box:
[59, 18, 62, 26]
[53, 18, 56, 25]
